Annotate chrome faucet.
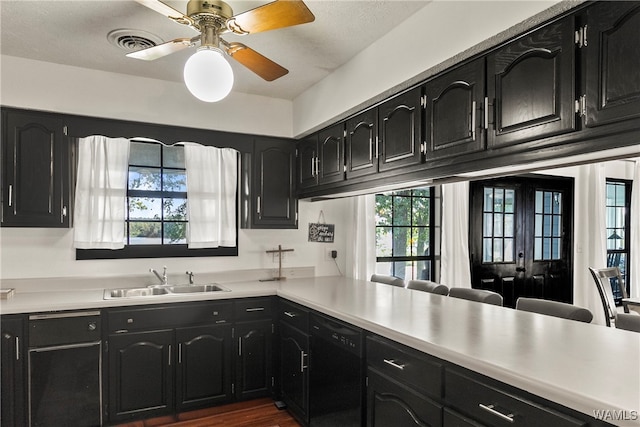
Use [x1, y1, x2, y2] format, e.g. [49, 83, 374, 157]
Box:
[186, 271, 195, 285]
[150, 266, 168, 286]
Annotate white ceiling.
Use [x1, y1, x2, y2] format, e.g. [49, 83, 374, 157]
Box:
[0, 0, 429, 100]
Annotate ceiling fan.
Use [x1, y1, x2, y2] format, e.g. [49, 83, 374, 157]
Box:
[129, 0, 315, 101]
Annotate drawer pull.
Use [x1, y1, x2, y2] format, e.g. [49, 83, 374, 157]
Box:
[300, 351, 308, 373]
[479, 404, 515, 423]
[383, 358, 405, 370]
[284, 311, 297, 318]
[246, 307, 265, 312]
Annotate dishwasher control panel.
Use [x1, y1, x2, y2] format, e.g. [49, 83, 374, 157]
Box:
[310, 312, 362, 357]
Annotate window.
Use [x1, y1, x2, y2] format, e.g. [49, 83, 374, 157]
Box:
[606, 179, 632, 300]
[375, 188, 435, 280]
[77, 141, 238, 260]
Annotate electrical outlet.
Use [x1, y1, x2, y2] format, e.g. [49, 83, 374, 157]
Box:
[326, 249, 337, 261]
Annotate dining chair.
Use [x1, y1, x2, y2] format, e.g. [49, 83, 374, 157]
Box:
[588, 267, 630, 327]
[448, 288, 503, 306]
[515, 297, 593, 323]
[406, 280, 449, 295]
[615, 313, 640, 333]
[370, 274, 405, 288]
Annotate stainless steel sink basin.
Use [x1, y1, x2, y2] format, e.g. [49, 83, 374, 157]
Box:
[166, 284, 230, 293]
[103, 283, 230, 299]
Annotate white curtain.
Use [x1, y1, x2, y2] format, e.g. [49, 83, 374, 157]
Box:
[631, 158, 640, 298]
[74, 136, 130, 249]
[440, 181, 472, 288]
[183, 143, 238, 248]
[348, 194, 376, 280]
[574, 163, 608, 324]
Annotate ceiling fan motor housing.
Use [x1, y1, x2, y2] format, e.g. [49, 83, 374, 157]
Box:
[187, 0, 233, 21]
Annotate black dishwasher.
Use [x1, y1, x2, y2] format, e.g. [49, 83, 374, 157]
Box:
[28, 311, 102, 427]
[309, 312, 364, 427]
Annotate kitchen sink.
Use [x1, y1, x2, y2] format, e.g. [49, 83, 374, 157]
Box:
[103, 283, 230, 299]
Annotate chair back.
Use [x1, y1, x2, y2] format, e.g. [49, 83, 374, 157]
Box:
[370, 274, 405, 287]
[406, 280, 449, 295]
[448, 288, 503, 306]
[615, 313, 640, 333]
[588, 267, 628, 327]
[515, 297, 593, 323]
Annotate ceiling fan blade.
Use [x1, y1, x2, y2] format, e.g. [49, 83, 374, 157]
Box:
[134, 0, 197, 28]
[227, 0, 315, 35]
[126, 38, 193, 61]
[227, 42, 288, 81]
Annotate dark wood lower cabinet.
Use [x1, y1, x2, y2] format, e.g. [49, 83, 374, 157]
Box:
[367, 368, 442, 427]
[1, 316, 25, 427]
[279, 321, 309, 425]
[108, 330, 174, 421]
[235, 320, 273, 400]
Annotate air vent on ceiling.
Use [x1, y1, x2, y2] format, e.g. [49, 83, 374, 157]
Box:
[107, 29, 164, 52]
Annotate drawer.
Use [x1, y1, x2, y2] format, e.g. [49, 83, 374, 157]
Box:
[278, 298, 309, 332]
[107, 301, 233, 333]
[444, 408, 486, 427]
[234, 297, 273, 320]
[367, 335, 443, 399]
[29, 311, 101, 347]
[444, 369, 586, 427]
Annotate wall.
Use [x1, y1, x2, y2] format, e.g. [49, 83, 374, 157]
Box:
[0, 199, 348, 282]
[292, 0, 564, 136]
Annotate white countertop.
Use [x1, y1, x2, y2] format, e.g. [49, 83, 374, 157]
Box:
[2, 275, 639, 425]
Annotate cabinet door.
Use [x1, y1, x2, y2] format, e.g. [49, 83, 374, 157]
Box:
[1, 317, 25, 427]
[253, 138, 297, 229]
[346, 108, 378, 179]
[425, 59, 486, 159]
[487, 16, 575, 148]
[297, 136, 318, 189]
[378, 87, 423, 171]
[279, 322, 309, 424]
[2, 110, 69, 227]
[367, 368, 442, 427]
[585, 2, 640, 127]
[235, 320, 273, 400]
[318, 123, 345, 185]
[175, 324, 233, 411]
[108, 330, 174, 422]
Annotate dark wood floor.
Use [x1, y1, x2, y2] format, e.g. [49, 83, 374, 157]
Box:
[114, 398, 301, 427]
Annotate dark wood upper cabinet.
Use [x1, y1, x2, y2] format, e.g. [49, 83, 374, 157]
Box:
[2, 110, 70, 227]
[378, 87, 424, 171]
[425, 58, 486, 159]
[585, 1, 640, 127]
[346, 107, 378, 179]
[317, 124, 345, 184]
[297, 136, 318, 190]
[253, 137, 297, 229]
[487, 16, 576, 148]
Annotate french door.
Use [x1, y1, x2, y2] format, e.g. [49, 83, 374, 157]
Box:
[470, 176, 574, 308]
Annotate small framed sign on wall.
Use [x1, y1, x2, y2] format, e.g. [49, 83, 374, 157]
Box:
[308, 210, 335, 243]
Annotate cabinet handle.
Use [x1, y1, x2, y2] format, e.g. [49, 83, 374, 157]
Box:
[383, 358, 405, 370]
[471, 100, 477, 141]
[239, 337, 243, 356]
[245, 307, 265, 312]
[315, 157, 320, 177]
[62, 206, 67, 217]
[15, 337, 20, 361]
[479, 404, 515, 423]
[300, 351, 308, 373]
[256, 196, 261, 216]
[168, 344, 172, 366]
[178, 343, 182, 364]
[8, 185, 12, 207]
[484, 97, 489, 129]
[284, 311, 297, 318]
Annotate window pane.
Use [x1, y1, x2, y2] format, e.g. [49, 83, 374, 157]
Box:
[552, 238, 561, 259]
[129, 167, 161, 191]
[375, 195, 392, 226]
[164, 146, 185, 168]
[392, 227, 410, 257]
[412, 188, 430, 198]
[543, 238, 551, 259]
[494, 213, 503, 237]
[412, 198, 430, 225]
[417, 260, 432, 280]
[129, 197, 162, 220]
[504, 213, 514, 238]
[164, 222, 186, 244]
[163, 170, 187, 192]
[376, 227, 393, 257]
[615, 185, 626, 205]
[129, 221, 161, 245]
[164, 198, 187, 220]
[130, 142, 161, 167]
[535, 237, 542, 260]
[484, 188, 493, 212]
[493, 238, 503, 262]
[392, 196, 411, 226]
[483, 238, 492, 262]
[553, 192, 562, 214]
[412, 227, 430, 256]
[535, 214, 542, 236]
[535, 190, 543, 213]
[504, 238, 514, 262]
[504, 189, 515, 213]
[552, 215, 560, 237]
[483, 213, 493, 237]
[494, 188, 504, 212]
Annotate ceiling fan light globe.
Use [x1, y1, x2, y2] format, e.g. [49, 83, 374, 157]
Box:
[183, 48, 234, 102]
